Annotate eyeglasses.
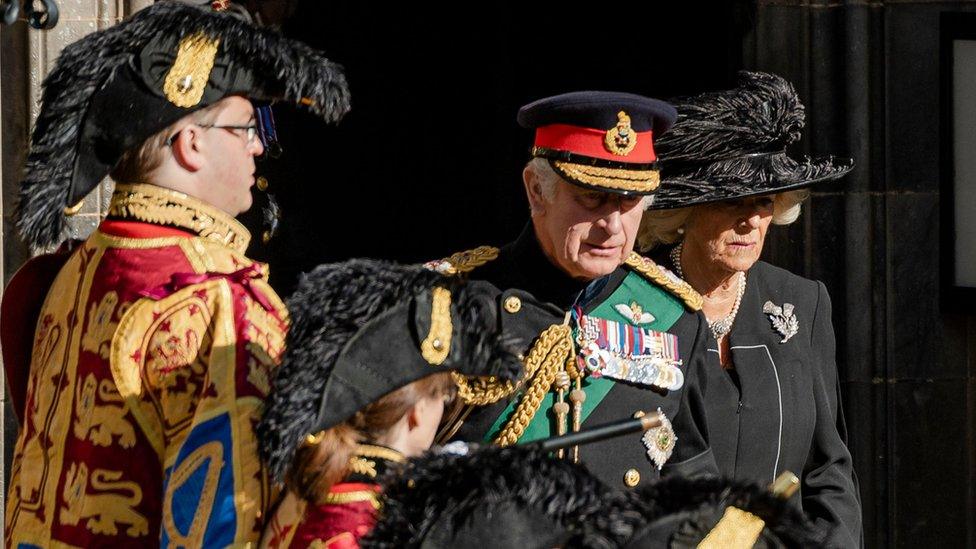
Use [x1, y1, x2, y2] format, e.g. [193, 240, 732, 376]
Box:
[166, 123, 259, 146]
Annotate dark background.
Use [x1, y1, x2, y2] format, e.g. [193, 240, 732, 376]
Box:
[241, 1, 976, 546]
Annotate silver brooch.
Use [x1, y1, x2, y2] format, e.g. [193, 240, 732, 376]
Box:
[763, 300, 799, 343]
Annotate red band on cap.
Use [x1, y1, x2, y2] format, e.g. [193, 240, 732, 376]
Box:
[533, 124, 656, 163]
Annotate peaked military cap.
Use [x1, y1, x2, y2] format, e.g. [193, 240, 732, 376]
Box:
[649, 71, 853, 210]
[363, 445, 644, 549]
[518, 91, 677, 196]
[258, 259, 530, 484]
[18, 0, 350, 249]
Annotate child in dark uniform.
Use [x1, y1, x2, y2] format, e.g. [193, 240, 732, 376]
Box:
[256, 259, 528, 548]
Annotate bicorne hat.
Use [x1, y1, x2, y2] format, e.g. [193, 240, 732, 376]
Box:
[518, 91, 677, 196]
[257, 259, 533, 484]
[648, 71, 853, 210]
[18, 0, 350, 249]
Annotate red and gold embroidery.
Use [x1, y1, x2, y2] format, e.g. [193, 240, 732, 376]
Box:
[73, 373, 136, 448]
[59, 462, 149, 538]
[81, 291, 123, 359]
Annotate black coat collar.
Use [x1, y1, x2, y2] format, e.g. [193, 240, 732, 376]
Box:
[500, 224, 594, 309]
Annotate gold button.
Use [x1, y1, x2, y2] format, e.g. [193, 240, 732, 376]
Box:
[623, 468, 640, 487]
[503, 295, 522, 313]
[256, 176, 269, 191]
[632, 410, 646, 419]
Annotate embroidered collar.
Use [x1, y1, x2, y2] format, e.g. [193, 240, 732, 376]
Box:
[107, 182, 251, 253]
[345, 443, 405, 482]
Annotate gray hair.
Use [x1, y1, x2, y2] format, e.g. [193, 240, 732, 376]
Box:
[636, 189, 810, 251]
[524, 157, 654, 211]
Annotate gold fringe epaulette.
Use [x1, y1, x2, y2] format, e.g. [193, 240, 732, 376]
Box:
[423, 245, 500, 275]
[624, 252, 703, 311]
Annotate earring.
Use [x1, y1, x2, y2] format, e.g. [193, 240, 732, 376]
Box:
[676, 226, 685, 235]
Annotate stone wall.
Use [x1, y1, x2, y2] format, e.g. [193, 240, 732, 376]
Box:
[0, 0, 152, 535]
[747, 1, 976, 546]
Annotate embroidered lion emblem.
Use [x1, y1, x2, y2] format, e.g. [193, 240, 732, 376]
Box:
[60, 462, 149, 538]
[81, 291, 122, 359]
[74, 374, 136, 448]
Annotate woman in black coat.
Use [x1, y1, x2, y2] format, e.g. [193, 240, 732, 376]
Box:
[639, 72, 862, 547]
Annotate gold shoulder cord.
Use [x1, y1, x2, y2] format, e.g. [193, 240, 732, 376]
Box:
[625, 252, 704, 311]
[427, 245, 580, 449]
[492, 323, 576, 447]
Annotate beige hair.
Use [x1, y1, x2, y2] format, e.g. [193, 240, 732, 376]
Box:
[636, 189, 810, 251]
[523, 157, 654, 210]
[110, 102, 225, 184]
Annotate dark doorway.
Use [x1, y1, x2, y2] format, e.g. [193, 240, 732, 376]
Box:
[243, 2, 752, 295]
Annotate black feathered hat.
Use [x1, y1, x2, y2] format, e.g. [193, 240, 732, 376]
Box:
[518, 91, 677, 196]
[258, 259, 532, 484]
[648, 71, 852, 210]
[363, 445, 645, 549]
[18, 0, 350, 249]
[622, 476, 824, 548]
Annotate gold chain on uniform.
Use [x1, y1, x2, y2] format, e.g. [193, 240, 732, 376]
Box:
[493, 324, 576, 447]
[428, 246, 581, 447]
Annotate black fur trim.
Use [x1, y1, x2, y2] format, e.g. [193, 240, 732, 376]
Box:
[363, 446, 646, 549]
[627, 475, 826, 547]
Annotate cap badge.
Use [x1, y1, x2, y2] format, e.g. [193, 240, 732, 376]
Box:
[163, 33, 220, 108]
[421, 287, 453, 365]
[614, 301, 655, 325]
[604, 110, 638, 156]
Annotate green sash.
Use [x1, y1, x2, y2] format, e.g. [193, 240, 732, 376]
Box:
[484, 270, 686, 443]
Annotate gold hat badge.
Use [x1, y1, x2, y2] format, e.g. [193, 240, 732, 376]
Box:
[421, 287, 452, 365]
[163, 33, 221, 108]
[604, 110, 638, 156]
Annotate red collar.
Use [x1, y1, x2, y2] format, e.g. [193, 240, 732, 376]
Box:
[99, 219, 195, 239]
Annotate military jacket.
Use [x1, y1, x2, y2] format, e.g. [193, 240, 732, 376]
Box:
[4, 183, 288, 548]
[435, 226, 718, 490]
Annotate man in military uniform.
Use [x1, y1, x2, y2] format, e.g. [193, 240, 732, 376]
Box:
[2, 3, 349, 547]
[429, 92, 718, 489]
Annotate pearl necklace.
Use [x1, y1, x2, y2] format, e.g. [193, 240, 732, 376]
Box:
[670, 242, 746, 341]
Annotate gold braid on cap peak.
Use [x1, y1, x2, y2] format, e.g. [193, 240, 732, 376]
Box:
[625, 252, 703, 311]
[552, 161, 660, 193]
